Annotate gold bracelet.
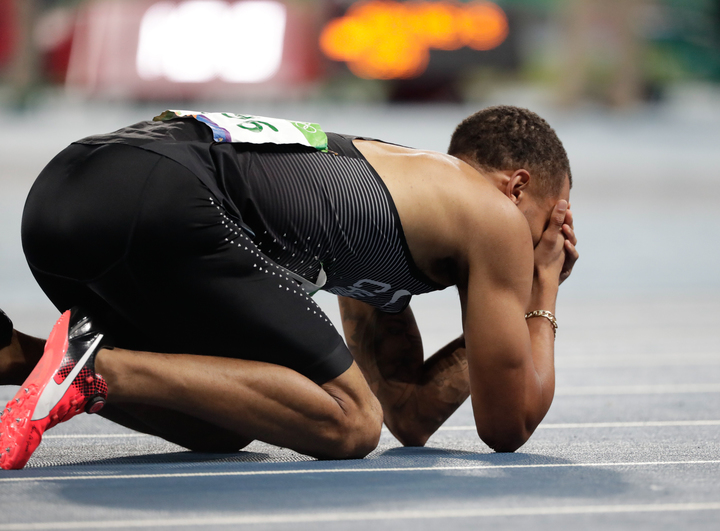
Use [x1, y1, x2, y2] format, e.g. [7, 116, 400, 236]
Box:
[524, 310, 557, 337]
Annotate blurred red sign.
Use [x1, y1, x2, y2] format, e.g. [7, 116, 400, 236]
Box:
[66, 0, 322, 99]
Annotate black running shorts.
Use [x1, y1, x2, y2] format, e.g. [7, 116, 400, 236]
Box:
[22, 143, 353, 385]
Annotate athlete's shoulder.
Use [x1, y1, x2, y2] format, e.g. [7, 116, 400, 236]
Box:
[355, 139, 472, 183]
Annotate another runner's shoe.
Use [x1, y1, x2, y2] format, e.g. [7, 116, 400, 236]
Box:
[0, 308, 108, 470]
[0, 308, 12, 350]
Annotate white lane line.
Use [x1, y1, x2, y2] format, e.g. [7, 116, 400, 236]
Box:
[25, 383, 720, 443]
[1, 502, 720, 529]
[439, 420, 720, 431]
[560, 354, 720, 368]
[42, 420, 720, 440]
[43, 434, 147, 440]
[556, 384, 720, 395]
[1, 459, 719, 483]
[541, 420, 720, 428]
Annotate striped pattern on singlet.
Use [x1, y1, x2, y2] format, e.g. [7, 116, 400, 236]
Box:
[76, 119, 444, 313]
[237, 137, 444, 313]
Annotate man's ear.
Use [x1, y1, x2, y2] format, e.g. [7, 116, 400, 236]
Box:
[505, 169, 531, 205]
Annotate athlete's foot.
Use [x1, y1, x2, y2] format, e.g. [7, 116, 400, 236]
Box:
[0, 309, 12, 351]
[0, 309, 22, 385]
[0, 309, 45, 386]
[0, 308, 108, 470]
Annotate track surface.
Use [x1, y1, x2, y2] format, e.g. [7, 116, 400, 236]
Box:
[1, 101, 719, 529]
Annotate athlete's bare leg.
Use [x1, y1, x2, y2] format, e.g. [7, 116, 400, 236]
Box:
[0, 330, 44, 386]
[1, 330, 248, 451]
[1, 331, 255, 451]
[94, 348, 382, 459]
[2, 333, 383, 459]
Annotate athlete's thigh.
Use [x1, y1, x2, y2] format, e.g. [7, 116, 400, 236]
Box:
[24, 143, 352, 385]
[117, 154, 353, 385]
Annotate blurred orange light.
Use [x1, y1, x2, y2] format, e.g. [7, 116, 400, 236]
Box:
[412, 2, 462, 50]
[319, 1, 508, 80]
[460, 2, 508, 51]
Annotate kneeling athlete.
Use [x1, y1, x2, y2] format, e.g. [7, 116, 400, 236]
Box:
[0, 105, 577, 469]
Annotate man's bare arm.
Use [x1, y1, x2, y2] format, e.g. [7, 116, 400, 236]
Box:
[338, 297, 470, 446]
[461, 200, 570, 452]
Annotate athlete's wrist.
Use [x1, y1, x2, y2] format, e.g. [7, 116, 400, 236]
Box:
[529, 274, 558, 314]
[525, 310, 557, 337]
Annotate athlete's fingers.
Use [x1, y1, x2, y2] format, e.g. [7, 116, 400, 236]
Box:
[562, 224, 577, 246]
[564, 208, 574, 230]
[550, 200, 568, 232]
[564, 239, 579, 261]
[559, 240, 579, 284]
[564, 241, 579, 274]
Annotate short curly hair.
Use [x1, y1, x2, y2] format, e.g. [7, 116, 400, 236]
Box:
[448, 106, 571, 197]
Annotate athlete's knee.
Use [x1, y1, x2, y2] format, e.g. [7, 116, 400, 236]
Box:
[318, 404, 382, 459]
[349, 399, 383, 456]
[320, 387, 383, 459]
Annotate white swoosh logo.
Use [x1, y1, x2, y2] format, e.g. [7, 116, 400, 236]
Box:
[382, 289, 411, 309]
[280, 263, 327, 295]
[31, 334, 103, 421]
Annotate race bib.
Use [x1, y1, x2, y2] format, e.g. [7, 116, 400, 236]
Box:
[154, 110, 328, 152]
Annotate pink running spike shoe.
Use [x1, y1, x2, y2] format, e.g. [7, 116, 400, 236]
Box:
[0, 308, 108, 470]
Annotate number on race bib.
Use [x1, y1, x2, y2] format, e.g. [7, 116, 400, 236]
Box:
[156, 110, 328, 151]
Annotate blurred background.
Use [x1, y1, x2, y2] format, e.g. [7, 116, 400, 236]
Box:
[1, 0, 720, 353]
[3, 0, 720, 106]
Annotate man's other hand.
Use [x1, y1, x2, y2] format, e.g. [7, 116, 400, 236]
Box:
[559, 203, 578, 284]
[534, 200, 575, 284]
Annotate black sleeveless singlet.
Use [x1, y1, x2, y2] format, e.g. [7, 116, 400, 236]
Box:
[76, 118, 445, 313]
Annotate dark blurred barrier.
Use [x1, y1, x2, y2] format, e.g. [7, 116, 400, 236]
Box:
[60, 0, 519, 101]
